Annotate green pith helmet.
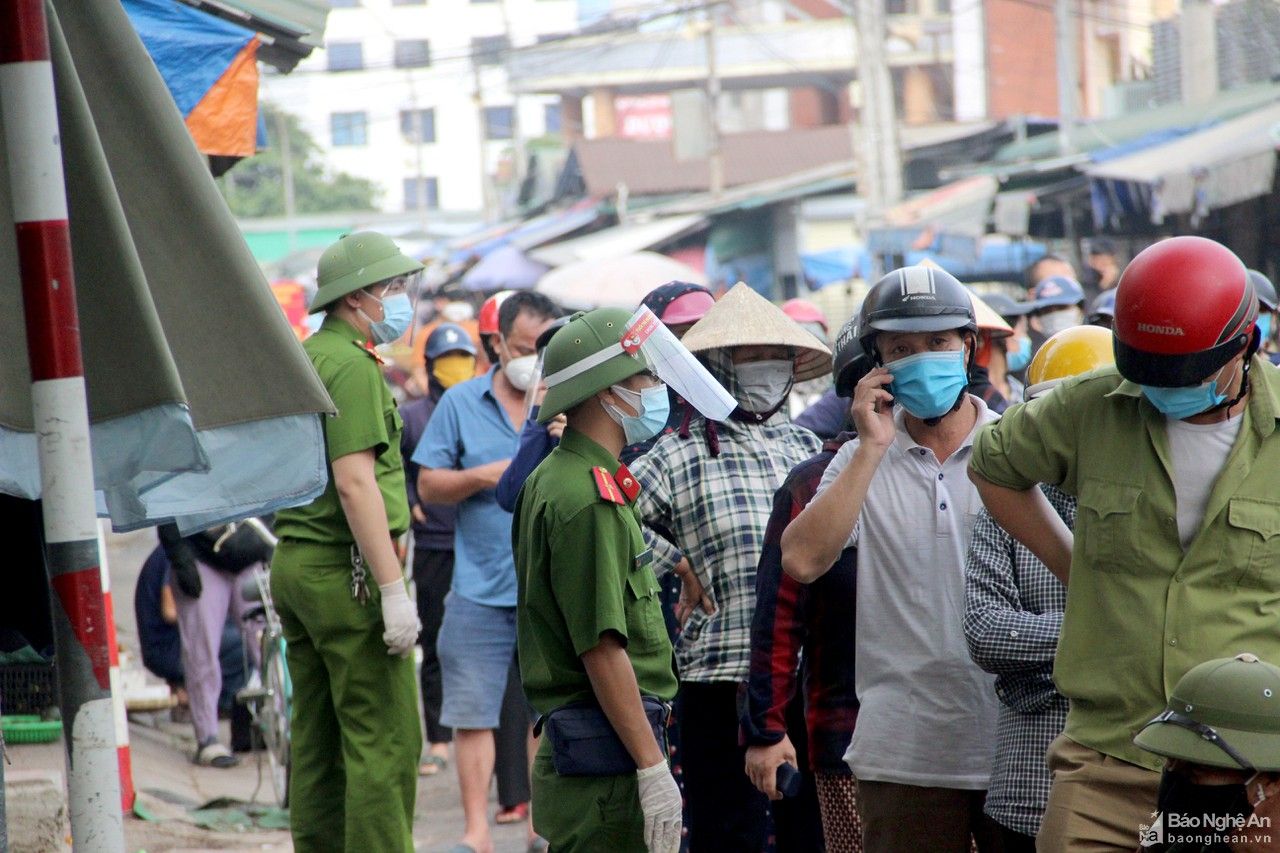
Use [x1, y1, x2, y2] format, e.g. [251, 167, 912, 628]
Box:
[1135, 653, 1280, 772]
[310, 231, 425, 313]
[537, 309, 646, 424]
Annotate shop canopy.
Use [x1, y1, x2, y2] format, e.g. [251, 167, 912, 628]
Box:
[0, 0, 334, 533]
[1086, 102, 1280, 227]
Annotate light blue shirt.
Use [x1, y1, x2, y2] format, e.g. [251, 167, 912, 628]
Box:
[412, 368, 518, 607]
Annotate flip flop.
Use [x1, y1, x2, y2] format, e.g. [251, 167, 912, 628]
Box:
[495, 802, 529, 824]
[419, 754, 448, 776]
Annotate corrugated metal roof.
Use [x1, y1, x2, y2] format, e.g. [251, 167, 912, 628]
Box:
[177, 0, 328, 69]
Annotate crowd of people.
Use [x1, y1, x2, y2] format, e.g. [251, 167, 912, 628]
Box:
[141, 230, 1280, 853]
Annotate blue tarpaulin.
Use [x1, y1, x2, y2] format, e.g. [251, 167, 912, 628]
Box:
[801, 247, 872, 288]
[124, 0, 253, 115]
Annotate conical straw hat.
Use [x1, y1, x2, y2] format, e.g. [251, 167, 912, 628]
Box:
[681, 283, 833, 382]
[970, 291, 1014, 338]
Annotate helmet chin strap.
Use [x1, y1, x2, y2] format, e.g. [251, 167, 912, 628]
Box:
[1206, 335, 1257, 415]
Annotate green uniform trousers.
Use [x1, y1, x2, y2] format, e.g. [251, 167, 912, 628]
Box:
[531, 738, 647, 852]
[271, 541, 421, 853]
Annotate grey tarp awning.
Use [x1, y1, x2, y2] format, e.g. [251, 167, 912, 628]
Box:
[0, 0, 334, 532]
[529, 215, 707, 267]
[1085, 102, 1280, 218]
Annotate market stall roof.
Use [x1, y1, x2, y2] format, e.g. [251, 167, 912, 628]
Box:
[529, 214, 706, 267]
[883, 175, 999, 236]
[0, 0, 334, 532]
[177, 0, 328, 70]
[1085, 101, 1280, 220]
[993, 80, 1280, 167]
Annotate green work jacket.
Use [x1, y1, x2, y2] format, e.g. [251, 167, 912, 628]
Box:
[970, 358, 1280, 770]
[513, 427, 678, 717]
[275, 315, 410, 545]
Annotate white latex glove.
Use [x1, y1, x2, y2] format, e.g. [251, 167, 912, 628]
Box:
[379, 580, 420, 658]
[636, 760, 682, 853]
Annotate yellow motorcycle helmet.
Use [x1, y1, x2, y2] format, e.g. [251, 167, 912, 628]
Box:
[1026, 325, 1115, 399]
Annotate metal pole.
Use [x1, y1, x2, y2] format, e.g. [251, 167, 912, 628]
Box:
[0, 2, 127, 849]
[473, 57, 496, 222]
[1055, 0, 1078, 155]
[854, 0, 903, 216]
[705, 6, 724, 198]
[274, 109, 297, 254]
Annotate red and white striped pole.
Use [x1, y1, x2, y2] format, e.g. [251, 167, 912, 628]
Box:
[0, 2, 127, 848]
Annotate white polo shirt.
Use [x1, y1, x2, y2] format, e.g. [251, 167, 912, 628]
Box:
[815, 396, 1001, 789]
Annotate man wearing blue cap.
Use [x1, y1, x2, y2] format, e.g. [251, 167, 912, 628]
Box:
[1027, 276, 1086, 356]
[400, 322, 477, 776]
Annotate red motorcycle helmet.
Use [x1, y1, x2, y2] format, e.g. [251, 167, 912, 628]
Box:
[478, 289, 515, 337]
[1113, 237, 1256, 387]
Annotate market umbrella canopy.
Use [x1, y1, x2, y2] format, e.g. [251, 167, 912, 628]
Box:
[0, 0, 333, 532]
[460, 244, 549, 292]
[680, 283, 833, 382]
[536, 251, 706, 310]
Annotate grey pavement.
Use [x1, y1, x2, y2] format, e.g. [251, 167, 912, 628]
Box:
[2, 529, 530, 852]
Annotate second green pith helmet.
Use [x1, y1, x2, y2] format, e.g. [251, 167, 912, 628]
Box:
[537, 309, 647, 424]
[310, 231, 425, 313]
[1134, 653, 1280, 772]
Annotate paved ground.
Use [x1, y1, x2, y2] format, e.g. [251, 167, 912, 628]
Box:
[3, 529, 531, 853]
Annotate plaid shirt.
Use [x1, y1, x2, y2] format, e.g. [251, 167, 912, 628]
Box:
[741, 435, 858, 773]
[630, 350, 822, 683]
[963, 485, 1076, 837]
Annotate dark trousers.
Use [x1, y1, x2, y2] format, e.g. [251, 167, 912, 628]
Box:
[857, 780, 1004, 853]
[772, 687, 825, 852]
[998, 825, 1035, 853]
[495, 657, 531, 808]
[676, 681, 768, 852]
[413, 548, 453, 744]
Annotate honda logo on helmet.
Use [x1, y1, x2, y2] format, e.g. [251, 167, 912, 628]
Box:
[1137, 322, 1185, 336]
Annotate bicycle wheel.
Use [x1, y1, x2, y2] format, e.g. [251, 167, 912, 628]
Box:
[259, 634, 292, 808]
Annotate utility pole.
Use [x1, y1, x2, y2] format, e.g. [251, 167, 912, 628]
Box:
[274, 109, 297, 254]
[1055, 0, 1079, 156]
[473, 57, 497, 222]
[705, 5, 724, 198]
[853, 0, 903, 220]
[498, 0, 527, 205]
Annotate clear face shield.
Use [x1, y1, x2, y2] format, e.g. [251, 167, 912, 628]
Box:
[620, 307, 736, 421]
[522, 348, 548, 423]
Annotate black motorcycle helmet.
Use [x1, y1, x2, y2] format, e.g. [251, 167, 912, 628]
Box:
[857, 266, 979, 364]
[1249, 269, 1277, 313]
[833, 315, 872, 397]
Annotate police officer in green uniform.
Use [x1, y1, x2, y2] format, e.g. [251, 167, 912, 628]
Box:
[1134, 653, 1280, 852]
[272, 232, 424, 853]
[513, 308, 685, 852]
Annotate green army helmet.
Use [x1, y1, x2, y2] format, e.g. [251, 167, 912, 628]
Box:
[310, 231, 425, 313]
[1135, 653, 1280, 772]
[537, 309, 647, 424]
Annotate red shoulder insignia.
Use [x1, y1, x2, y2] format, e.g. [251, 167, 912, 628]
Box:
[592, 467, 626, 505]
[358, 339, 385, 365]
[614, 464, 640, 502]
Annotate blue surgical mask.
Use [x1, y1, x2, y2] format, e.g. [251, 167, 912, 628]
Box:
[363, 291, 414, 344]
[1259, 314, 1273, 343]
[1141, 362, 1237, 420]
[1006, 336, 1032, 372]
[603, 383, 670, 444]
[887, 350, 969, 420]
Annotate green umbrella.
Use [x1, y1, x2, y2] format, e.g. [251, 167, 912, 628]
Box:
[0, 0, 334, 533]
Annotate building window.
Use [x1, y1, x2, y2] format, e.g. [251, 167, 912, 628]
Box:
[331, 111, 368, 146]
[471, 35, 510, 67]
[933, 0, 950, 11]
[543, 103, 562, 134]
[330, 0, 359, 6]
[884, 0, 916, 13]
[483, 106, 515, 140]
[327, 41, 364, 72]
[404, 177, 440, 210]
[400, 108, 436, 143]
[393, 39, 431, 68]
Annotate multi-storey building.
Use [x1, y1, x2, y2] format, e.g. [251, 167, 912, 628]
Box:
[260, 0, 579, 216]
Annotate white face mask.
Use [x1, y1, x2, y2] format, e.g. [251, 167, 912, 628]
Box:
[1037, 307, 1083, 337]
[503, 354, 537, 391]
[734, 359, 794, 412]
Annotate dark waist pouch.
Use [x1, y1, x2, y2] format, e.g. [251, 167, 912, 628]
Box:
[538, 696, 670, 777]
